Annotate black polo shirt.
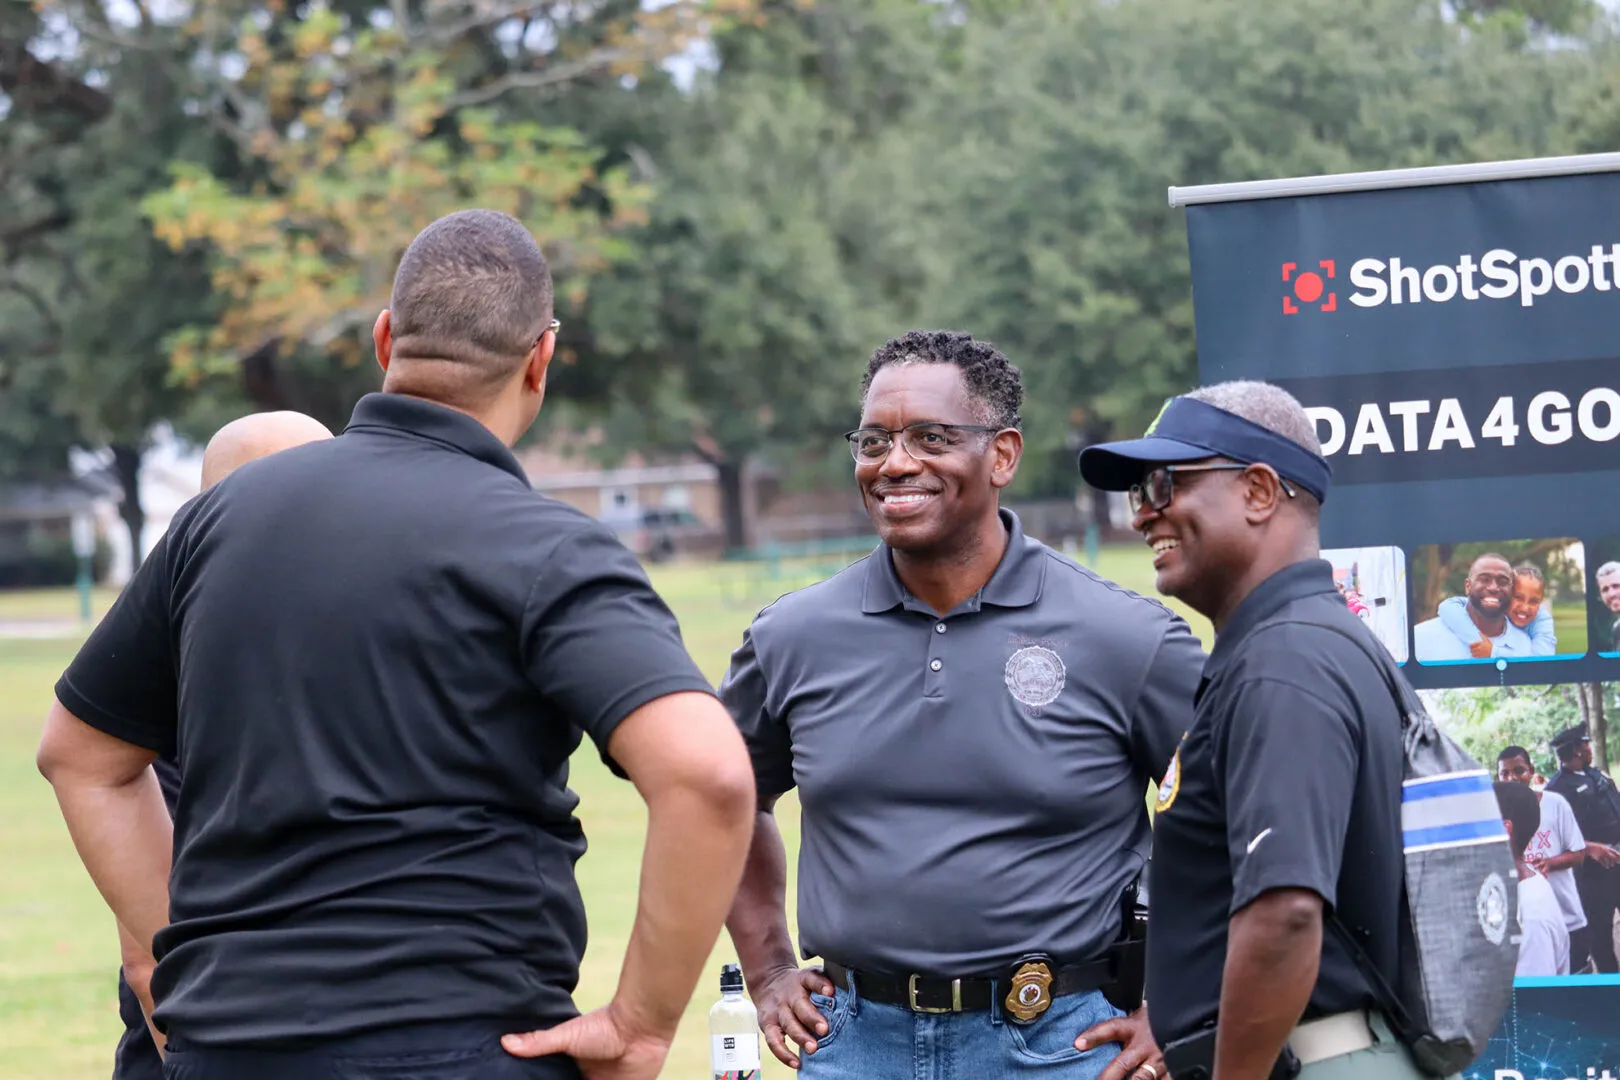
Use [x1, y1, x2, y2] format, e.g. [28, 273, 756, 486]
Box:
[1145, 559, 1404, 1046]
[55, 392, 717, 1047]
[1546, 766, 1620, 845]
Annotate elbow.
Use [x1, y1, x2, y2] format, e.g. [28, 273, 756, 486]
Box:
[1272, 892, 1326, 938]
[704, 750, 760, 829]
[1240, 888, 1325, 940]
[122, 949, 157, 993]
[657, 730, 758, 827]
[617, 692, 759, 827]
[35, 722, 71, 786]
[35, 741, 60, 785]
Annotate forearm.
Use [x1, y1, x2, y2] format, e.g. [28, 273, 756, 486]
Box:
[1546, 850, 1586, 872]
[1213, 889, 1323, 1080]
[611, 775, 755, 1040]
[726, 804, 800, 987]
[51, 767, 173, 953]
[118, 918, 165, 1055]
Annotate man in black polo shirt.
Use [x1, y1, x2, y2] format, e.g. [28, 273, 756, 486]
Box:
[37, 209, 756, 1080]
[1080, 380, 1428, 1080]
[111, 411, 334, 1079]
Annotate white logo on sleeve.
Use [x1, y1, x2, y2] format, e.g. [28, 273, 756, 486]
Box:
[1245, 828, 1274, 856]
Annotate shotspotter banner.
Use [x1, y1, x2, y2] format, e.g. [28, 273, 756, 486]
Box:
[1172, 156, 1620, 691]
[1171, 155, 1620, 1067]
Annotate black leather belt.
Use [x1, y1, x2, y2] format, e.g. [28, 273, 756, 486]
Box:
[821, 955, 1115, 1021]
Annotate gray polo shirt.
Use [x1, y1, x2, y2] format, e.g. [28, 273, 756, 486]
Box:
[721, 509, 1206, 975]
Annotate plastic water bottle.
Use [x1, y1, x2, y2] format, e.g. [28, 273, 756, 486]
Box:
[709, 963, 761, 1079]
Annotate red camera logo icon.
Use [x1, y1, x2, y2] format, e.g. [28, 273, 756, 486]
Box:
[1282, 260, 1336, 314]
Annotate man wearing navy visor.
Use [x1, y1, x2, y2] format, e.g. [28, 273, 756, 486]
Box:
[1079, 381, 1434, 1080]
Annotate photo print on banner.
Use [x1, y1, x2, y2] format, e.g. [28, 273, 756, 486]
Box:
[1323, 545, 1409, 663]
[1589, 535, 1620, 658]
[1410, 539, 1587, 668]
[1419, 682, 1620, 984]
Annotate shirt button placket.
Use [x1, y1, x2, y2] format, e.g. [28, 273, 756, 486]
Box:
[924, 622, 947, 697]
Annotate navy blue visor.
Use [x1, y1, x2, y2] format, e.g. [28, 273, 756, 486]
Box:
[1077, 396, 1332, 504]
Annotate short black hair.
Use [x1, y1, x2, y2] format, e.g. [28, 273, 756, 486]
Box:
[1498, 745, 1533, 768]
[388, 209, 554, 403]
[1493, 779, 1539, 861]
[862, 330, 1022, 429]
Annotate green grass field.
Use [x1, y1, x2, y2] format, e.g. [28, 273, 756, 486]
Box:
[0, 546, 1199, 1080]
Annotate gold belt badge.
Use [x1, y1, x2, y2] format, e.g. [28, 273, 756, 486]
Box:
[1004, 960, 1054, 1023]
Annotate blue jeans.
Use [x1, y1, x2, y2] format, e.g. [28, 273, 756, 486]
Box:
[800, 974, 1128, 1080]
[160, 1020, 583, 1080]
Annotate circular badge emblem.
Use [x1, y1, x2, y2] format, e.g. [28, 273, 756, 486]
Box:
[1156, 745, 1183, 814]
[1477, 871, 1509, 946]
[1004, 961, 1054, 1023]
[1004, 645, 1066, 708]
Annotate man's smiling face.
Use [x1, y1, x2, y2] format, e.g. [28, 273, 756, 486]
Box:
[854, 363, 1017, 557]
[1465, 555, 1515, 626]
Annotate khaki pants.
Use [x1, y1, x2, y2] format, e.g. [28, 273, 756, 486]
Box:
[1298, 1012, 1456, 1080]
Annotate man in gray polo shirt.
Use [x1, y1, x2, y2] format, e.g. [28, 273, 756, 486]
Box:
[721, 330, 1206, 1080]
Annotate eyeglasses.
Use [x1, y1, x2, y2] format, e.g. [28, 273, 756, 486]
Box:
[1128, 462, 1296, 515]
[535, 319, 560, 348]
[843, 421, 1002, 463]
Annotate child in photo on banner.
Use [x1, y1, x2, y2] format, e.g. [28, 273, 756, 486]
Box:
[1439, 563, 1556, 658]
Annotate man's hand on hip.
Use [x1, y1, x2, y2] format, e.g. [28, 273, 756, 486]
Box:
[501, 1004, 671, 1080]
[1076, 1003, 1167, 1080]
[750, 965, 837, 1070]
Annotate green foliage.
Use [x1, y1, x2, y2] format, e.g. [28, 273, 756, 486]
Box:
[565, 0, 948, 540]
[1450, 0, 1601, 37]
[898, 0, 1602, 495]
[134, 1, 680, 428]
[3, 0, 1618, 536]
[1423, 682, 1617, 775]
[1, 2, 226, 569]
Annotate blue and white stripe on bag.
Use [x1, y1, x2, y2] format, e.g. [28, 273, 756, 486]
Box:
[1402, 770, 1508, 853]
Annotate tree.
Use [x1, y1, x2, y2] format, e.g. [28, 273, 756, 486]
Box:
[129, 0, 758, 433]
[901, 0, 1601, 496]
[1448, 0, 1602, 37]
[568, 0, 949, 547]
[1, 3, 220, 573]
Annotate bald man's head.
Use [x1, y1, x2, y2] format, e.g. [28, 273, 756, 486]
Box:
[202, 411, 334, 489]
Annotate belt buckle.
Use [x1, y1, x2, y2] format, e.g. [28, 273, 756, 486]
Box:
[1004, 958, 1055, 1024]
[908, 974, 962, 1014]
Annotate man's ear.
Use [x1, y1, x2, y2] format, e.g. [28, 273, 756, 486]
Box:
[524, 323, 556, 394]
[373, 310, 393, 374]
[1241, 464, 1287, 524]
[990, 428, 1023, 490]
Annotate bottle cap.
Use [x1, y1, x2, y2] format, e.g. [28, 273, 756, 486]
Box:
[720, 963, 744, 992]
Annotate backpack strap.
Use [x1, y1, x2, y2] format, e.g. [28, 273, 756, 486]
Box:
[1257, 617, 1423, 1045]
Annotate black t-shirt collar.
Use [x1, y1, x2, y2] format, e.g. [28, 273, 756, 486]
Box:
[1206, 558, 1339, 674]
[344, 392, 529, 485]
